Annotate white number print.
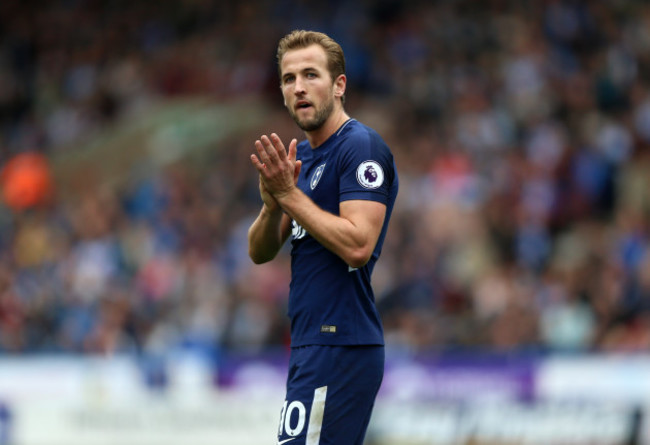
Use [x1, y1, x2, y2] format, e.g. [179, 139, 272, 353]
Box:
[283, 401, 306, 436]
[278, 386, 327, 445]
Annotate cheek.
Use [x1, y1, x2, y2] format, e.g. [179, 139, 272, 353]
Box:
[282, 90, 291, 105]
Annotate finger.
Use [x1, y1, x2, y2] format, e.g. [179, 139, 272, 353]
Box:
[260, 135, 281, 164]
[270, 133, 288, 161]
[253, 138, 274, 174]
[287, 138, 298, 162]
[250, 154, 266, 173]
[294, 160, 302, 183]
[255, 139, 273, 166]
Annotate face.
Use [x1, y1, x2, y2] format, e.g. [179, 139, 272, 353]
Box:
[280, 45, 342, 132]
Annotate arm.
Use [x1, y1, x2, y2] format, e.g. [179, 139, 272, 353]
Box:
[248, 135, 301, 264]
[277, 190, 385, 268]
[247, 200, 292, 264]
[251, 133, 385, 268]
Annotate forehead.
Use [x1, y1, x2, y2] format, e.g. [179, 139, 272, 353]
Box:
[280, 44, 328, 75]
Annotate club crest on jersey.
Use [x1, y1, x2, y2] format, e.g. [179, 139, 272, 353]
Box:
[310, 163, 326, 190]
[356, 160, 384, 189]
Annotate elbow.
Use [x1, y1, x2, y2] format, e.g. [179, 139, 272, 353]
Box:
[249, 255, 270, 265]
[249, 248, 274, 265]
[344, 246, 373, 269]
[250, 255, 267, 265]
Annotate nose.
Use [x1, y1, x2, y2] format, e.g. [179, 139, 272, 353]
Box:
[294, 75, 306, 95]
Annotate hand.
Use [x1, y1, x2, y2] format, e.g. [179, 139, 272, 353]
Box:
[258, 174, 279, 212]
[250, 133, 302, 201]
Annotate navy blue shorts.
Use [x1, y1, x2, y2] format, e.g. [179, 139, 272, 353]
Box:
[277, 344, 384, 445]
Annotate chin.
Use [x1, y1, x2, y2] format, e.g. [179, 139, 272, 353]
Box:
[298, 119, 323, 132]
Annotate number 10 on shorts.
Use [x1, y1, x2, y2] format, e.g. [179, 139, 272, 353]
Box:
[278, 386, 327, 444]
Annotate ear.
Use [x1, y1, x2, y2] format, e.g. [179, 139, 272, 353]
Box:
[334, 74, 347, 99]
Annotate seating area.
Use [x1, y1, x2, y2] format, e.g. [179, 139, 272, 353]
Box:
[1, 0, 650, 357]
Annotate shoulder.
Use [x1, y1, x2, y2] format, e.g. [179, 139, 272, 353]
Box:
[337, 120, 394, 166]
[340, 119, 373, 141]
[335, 121, 398, 193]
[338, 121, 391, 154]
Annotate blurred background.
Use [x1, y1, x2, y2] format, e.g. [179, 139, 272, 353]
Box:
[1, 0, 650, 444]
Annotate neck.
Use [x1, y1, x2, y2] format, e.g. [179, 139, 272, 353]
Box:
[305, 108, 350, 148]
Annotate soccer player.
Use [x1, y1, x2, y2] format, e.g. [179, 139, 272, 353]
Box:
[248, 29, 399, 445]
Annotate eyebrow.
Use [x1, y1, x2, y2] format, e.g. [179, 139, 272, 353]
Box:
[282, 67, 319, 82]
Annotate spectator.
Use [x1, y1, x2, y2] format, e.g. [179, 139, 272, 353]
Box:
[0, 0, 649, 358]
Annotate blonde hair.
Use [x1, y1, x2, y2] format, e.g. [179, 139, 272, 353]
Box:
[277, 30, 346, 101]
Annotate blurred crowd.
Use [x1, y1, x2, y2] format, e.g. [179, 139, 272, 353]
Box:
[1, 0, 650, 359]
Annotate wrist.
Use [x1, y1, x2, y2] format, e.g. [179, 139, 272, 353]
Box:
[261, 202, 282, 218]
[273, 185, 297, 204]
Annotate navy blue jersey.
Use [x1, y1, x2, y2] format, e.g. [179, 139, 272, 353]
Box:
[288, 119, 398, 347]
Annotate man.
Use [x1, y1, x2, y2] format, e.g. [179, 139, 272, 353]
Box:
[248, 29, 398, 445]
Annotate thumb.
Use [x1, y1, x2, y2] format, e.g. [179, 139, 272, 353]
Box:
[288, 138, 298, 161]
[294, 160, 302, 183]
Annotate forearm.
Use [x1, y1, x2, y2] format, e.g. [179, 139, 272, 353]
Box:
[248, 205, 286, 264]
[276, 188, 379, 268]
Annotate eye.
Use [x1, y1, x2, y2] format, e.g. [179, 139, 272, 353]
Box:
[306, 72, 317, 79]
[283, 75, 295, 84]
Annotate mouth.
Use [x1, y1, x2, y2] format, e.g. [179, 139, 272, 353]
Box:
[295, 100, 312, 111]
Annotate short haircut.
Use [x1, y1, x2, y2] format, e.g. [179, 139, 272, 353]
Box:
[276, 30, 346, 85]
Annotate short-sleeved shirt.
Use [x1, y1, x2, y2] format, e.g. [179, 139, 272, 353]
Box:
[288, 119, 399, 347]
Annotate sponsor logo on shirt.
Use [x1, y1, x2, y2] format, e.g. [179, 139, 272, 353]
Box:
[292, 220, 307, 240]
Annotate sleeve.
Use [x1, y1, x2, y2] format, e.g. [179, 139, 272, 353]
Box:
[338, 131, 394, 205]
